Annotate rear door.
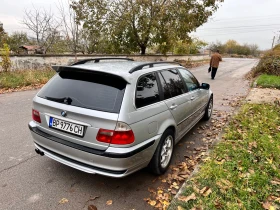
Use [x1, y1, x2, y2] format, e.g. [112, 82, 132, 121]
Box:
[34, 70, 127, 150]
[158, 69, 191, 137]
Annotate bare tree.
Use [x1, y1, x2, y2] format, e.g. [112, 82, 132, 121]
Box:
[22, 6, 61, 54]
[57, 0, 81, 59]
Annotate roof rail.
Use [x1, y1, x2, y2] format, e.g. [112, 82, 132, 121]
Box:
[71, 57, 134, 66]
[129, 61, 182, 74]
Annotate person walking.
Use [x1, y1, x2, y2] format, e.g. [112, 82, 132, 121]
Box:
[209, 50, 222, 80]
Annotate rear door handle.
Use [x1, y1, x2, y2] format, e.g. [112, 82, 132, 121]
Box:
[191, 96, 196, 101]
[170, 104, 178, 110]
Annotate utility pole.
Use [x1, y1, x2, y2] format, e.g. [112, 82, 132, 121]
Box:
[272, 36, 275, 50]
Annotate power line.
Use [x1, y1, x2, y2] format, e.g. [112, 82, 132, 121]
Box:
[198, 24, 280, 31]
[197, 28, 280, 37]
[211, 14, 280, 22]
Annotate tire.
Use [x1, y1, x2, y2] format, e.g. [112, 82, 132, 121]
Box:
[149, 129, 174, 175]
[203, 96, 213, 121]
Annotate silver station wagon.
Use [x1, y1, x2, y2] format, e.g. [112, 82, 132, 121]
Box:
[28, 58, 213, 178]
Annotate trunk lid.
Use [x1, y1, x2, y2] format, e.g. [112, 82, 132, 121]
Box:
[33, 70, 127, 150]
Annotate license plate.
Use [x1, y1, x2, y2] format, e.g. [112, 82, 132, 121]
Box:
[49, 117, 84, 137]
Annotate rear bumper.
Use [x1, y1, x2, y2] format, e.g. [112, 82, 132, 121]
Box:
[29, 121, 159, 178]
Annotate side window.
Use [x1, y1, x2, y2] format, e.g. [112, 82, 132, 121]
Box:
[160, 69, 185, 98]
[178, 68, 199, 92]
[135, 73, 160, 108]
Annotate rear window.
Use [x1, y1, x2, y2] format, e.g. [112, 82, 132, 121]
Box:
[38, 71, 127, 113]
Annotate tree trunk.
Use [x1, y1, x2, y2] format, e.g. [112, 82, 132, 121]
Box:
[140, 46, 146, 55]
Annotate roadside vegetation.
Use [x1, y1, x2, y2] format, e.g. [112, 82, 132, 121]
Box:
[253, 44, 280, 77]
[172, 103, 280, 210]
[0, 69, 55, 90]
[209, 39, 260, 57]
[256, 74, 280, 89]
[249, 44, 280, 89]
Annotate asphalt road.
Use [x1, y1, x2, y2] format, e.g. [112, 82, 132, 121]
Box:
[0, 58, 258, 210]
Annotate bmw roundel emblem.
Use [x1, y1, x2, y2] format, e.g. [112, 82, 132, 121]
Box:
[61, 111, 67, 117]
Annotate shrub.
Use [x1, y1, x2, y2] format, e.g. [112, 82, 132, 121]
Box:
[0, 43, 12, 72]
[252, 46, 280, 77]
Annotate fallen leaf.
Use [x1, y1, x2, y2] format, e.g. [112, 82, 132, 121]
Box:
[158, 190, 163, 194]
[178, 193, 196, 202]
[88, 205, 98, 210]
[171, 190, 177, 195]
[148, 200, 157, 206]
[106, 200, 113, 205]
[263, 201, 275, 210]
[178, 206, 185, 210]
[200, 187, 207, 194]
[59, 198, 68, 204]
[193, 186, 200, 194]
[155, 202, 162, 208]
[203, 188, 212, 197]
[271, 179, 280, 185]
[162, 200, 170, 206]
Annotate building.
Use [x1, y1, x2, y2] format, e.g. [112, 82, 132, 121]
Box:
[19, 45, 43, 54]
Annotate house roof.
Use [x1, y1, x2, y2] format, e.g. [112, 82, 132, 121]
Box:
[19, 45, 41, 51]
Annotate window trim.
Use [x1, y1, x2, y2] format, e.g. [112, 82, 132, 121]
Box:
[134, 72, 161, 109]
[177, 67, 200, 92]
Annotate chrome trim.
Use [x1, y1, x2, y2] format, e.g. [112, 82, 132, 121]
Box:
[44, 113, 91, 127]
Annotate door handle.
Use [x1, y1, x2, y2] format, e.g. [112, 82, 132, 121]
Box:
[191, 96, 196, 101]
[170, 104, 178, 110]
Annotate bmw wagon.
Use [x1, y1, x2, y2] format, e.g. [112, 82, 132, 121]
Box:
[28, 58, 213, 178]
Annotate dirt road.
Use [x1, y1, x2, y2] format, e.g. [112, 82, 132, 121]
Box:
[0, 58, 258, 210]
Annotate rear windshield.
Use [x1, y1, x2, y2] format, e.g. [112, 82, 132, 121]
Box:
[38, 70, 127, 113]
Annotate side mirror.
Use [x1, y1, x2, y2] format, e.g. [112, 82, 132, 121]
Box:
[201, 83, 210, 90]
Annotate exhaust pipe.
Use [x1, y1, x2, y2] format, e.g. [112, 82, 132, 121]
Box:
[35, 148, 44, 156]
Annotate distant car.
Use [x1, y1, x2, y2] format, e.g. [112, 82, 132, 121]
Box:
[28, 58, 213, 178]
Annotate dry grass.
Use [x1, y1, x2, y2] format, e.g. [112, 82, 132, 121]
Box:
[0, 68, 55, 90]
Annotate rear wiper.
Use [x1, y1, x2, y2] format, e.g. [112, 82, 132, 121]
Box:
[45, 96, 73, 105]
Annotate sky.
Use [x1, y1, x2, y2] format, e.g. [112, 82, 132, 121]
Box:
[0, 0, 280, 50]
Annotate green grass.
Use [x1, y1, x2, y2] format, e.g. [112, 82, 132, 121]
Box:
[256, 74, 280, 89]
[0, 69, 55, 89]
[173, 104, 280, 210]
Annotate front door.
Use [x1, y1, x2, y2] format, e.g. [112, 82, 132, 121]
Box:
[177, 68, 208, 126]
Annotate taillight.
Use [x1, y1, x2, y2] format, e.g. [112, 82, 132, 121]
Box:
[32, 109, 41, 123]
[96, 129, 114, 143]
[96, 122, 135, 145]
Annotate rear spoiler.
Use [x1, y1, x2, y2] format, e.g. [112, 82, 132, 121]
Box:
[51, 65, 131, 83]
[52, 65, 62, 73]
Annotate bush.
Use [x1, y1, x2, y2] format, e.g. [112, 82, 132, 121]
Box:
[252, 50, 280, 76]
[0, 43, 12, 72]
